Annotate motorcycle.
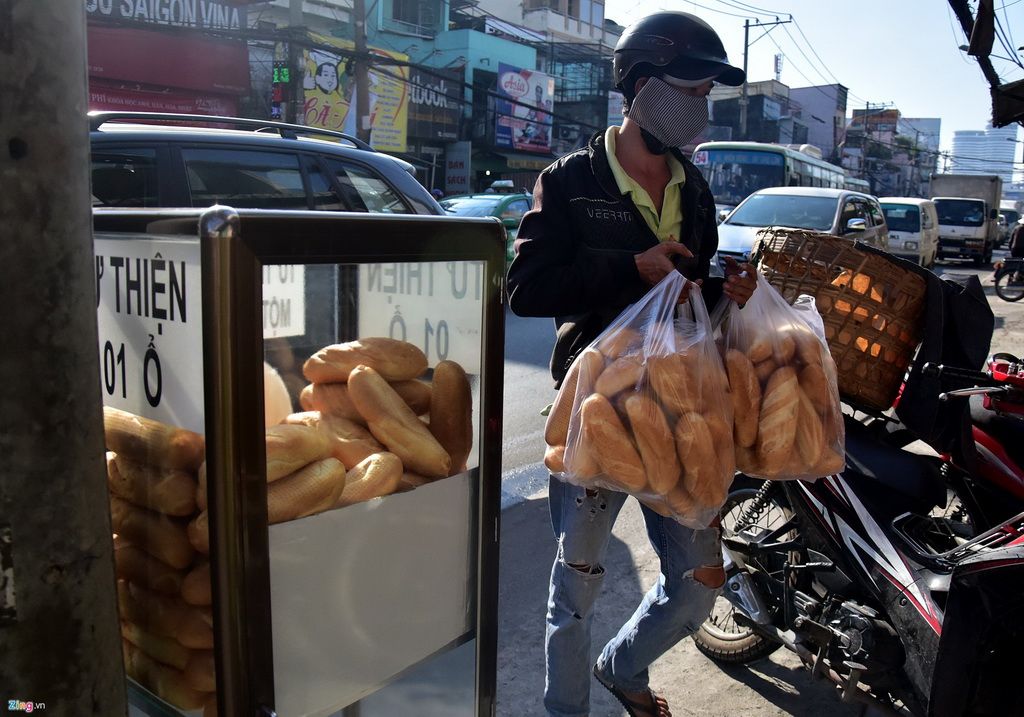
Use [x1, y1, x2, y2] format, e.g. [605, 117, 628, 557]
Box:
[993, 257, 1024, 303]
[693, 354, 1024, 716]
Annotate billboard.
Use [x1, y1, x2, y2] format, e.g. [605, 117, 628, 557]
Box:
[407, 67, 462, 142]
[301, 33, 409, 153]
[495, 63, 554, 153]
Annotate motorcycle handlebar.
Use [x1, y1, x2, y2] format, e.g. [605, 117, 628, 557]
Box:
[921, 362, 994, 385]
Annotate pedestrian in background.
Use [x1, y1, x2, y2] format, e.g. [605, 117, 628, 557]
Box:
[506, 11, 757, 717]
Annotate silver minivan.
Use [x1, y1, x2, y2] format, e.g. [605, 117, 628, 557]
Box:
[715, 187, 890, 260]
[879, 197, 939, 268]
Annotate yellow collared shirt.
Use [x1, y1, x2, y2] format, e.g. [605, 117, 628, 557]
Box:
[605, 126, 685, 241]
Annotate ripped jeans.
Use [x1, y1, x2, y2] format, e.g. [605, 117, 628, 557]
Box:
[544, 477, 723, 717]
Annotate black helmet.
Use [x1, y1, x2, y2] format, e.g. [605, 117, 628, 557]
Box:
[613, 11, 745, 98]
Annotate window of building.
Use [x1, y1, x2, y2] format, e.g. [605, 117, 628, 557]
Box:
[91, 148, 159, 207]
[392, 0, 419, 25]
[183, 148, 308, 210]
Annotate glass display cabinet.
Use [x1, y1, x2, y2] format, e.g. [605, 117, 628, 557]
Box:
[93, 207, 506, 717]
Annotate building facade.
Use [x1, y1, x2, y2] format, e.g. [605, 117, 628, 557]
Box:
[951, 124, 1020, 185]
[789, 84, 848, 162]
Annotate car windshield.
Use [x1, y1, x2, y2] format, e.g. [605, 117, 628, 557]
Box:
[935, 199, 985, 227]
[1003, 209, 1020, 224]
[440, 196, 502, 217]
[725, 194, 837, 231]
[881, 204, 920, 232]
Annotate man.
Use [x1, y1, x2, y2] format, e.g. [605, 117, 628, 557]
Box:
[506, 12, 757, 717]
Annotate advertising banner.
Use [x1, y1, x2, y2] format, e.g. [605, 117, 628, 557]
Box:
[445, 140, 472, 196]
[408, 67, 462, 142]
[302, 33, 409, 153]
[495, 62, 554, 153]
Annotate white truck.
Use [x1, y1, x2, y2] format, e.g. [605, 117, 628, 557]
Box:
[929, 173, 1003, 265]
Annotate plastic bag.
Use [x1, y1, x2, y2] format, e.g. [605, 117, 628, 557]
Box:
[544, 272, 734, 528]
[721, 273, 845, 480]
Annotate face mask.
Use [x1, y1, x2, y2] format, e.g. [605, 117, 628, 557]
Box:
[627, 76, 710, 151]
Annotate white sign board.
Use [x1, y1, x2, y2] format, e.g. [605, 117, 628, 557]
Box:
[263, 264, 305, 338]
[357, 261, 483, 373]
[95, 236, 205, 434]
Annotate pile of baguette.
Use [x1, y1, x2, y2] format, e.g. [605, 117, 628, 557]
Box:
[104, 406, 216, 714]
[104, 338, 473, 711]
[724, 320, 844, 479]
[544, 326, 735, 523]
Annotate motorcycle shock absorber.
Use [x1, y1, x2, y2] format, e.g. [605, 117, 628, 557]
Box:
[736, 479, 778, 532]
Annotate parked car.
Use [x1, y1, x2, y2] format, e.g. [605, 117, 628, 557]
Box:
[440, 192, 533, 261]
[878, 197, 939, 268]
[89, 111, 443, 215]
[715, 187, 890, 260]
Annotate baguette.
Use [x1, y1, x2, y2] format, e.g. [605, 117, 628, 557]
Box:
[563, 429, 601, 480]
[798, 363, 831, 415]
[264, 361, 293, 427]
[756, 367, 800, 474]
[187, 511, 209, 555]
[753, 358, 778, 386]
[774, 333, 796, 364]
[336, 452, 404, 507]
[114, 540, 184, 596]
[544, 444, 566, 474]
[703, 411, 734, 468]
[597, 327, 641, 359]
[267, 457, 347, 523]
[813, 446, 846, 475]
[303, 337, 428, 383]
[122, 639, 207, 710]
[121, 620, 190, 671]
[181, 561, 212, 606]
[429, 360, 473, 475]
[347, 365, 451, 478]
[594, 355, 643, 398]
[196, 461, 207, 511]
[265, 424, 332, 482]
[107, 452, 197, 517]
[545, 349, 603, 447]
[724, 349, 761, 448]
[103, 406, 204, 472]
[675, 413, 727, 508]
[398, 471, 433, 491]
[283, 411, 383, 469]
[746, 335, 773, 363]
[109, 497, 194, 570]
[118, 581, 214, 650]
[302, 380, 433, 419]
[183, 650, 217, 693]
[789, 326, 825, 366]
[664, 484, 701, 517]
[580, 393, 645, 492]
[648, 352, 701, 416]
[794, 388, 825, 470]
[624, 393, 680, 495]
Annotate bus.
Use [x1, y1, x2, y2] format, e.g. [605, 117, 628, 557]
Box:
[691, 141, 848, 209]
[843, 175, 871, 193]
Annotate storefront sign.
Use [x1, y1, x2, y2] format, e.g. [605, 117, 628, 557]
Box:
[84, 0, 245, 30]
[95, 236, 205, 434]
[357, 261, 484, 373]
[495, 62, 555, 154]
[263, 265, 306, 339]
[445, 140, 471, 196]
[407, 67, 462, 142]
[302, 33, 409, 153]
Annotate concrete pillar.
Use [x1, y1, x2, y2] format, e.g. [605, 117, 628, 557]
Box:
[0, 1, 126, 713]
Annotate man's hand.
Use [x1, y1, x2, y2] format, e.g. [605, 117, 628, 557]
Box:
[723, 255, 757, 306]
[634, 241, 692, 286]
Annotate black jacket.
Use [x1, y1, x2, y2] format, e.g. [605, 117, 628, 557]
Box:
[506, 131, 724, 385]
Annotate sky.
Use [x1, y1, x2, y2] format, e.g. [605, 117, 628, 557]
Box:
[602, 0, 1024, 156]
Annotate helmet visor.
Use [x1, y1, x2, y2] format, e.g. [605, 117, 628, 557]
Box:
[665, 56, 745, 86]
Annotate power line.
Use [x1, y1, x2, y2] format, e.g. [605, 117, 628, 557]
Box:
[687, 1, 760, 19]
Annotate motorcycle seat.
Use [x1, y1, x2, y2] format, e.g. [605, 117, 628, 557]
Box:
[843, 418, 946, 510]
[970, 395, 1024, 471]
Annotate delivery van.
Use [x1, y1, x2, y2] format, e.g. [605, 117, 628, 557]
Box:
[879, 197, 939, 268]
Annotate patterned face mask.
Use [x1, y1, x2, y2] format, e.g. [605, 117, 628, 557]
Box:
[626, 76, 710, 149]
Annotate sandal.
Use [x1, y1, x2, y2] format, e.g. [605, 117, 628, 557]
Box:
[593, 665, 672, 717]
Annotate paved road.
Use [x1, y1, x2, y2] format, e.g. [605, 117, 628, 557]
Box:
[495, 252, 1024, 716]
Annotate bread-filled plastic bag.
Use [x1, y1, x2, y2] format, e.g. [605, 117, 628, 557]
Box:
[546, 272, 734, 528]
[722, 273, 845, 480]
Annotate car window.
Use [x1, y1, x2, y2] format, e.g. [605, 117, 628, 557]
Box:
[307, 161, 344, 211]
[327, 159, 410, 214]
[725, 194, 836, 231]
[91, 148, 159, 207]
[841, 199, 871, 231]
[881, 203, 920, 232]
[183, 148, 308, 209]
[868, 201, 885, 227]
[501, 198, 531, 220]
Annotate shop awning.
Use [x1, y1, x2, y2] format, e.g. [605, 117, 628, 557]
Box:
[473, 150, 554, 173]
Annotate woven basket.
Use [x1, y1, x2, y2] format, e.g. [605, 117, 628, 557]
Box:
[755, 228, 928, 412]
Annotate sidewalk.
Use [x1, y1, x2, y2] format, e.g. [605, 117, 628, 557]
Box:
[496, 489, 869, 717]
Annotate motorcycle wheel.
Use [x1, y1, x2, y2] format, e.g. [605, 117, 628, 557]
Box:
[692, 479, 789, 664]
[994, 268, 1024, 302]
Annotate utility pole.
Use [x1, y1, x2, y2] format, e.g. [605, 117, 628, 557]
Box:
[353, 0, 372, 145]
[0, 1, 126, 712]
[739, 16, 792, 140]
[288, 0, 305, 124]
